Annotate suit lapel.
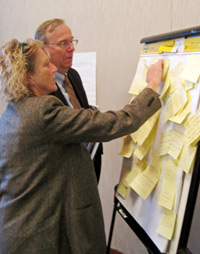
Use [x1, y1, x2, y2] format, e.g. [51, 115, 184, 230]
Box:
[51, 84, 69, 106]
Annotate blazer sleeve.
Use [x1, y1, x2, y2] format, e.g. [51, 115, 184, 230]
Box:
[38, 88, 161, 144]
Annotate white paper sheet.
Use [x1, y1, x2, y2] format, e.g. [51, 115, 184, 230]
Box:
[72, 52, 96, 106]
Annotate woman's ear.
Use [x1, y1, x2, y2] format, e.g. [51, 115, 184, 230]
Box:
[25, 72, 38, 96]
[24, 72, 34, 85]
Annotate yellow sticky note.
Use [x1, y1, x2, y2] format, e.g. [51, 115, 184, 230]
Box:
[159, 131, 171, 156]
[160, 75, 171, 100]
[184, 37, 200, 52]
[170, 85, 188, 116]
[134, 123, 157, 160]
[168, 129, 184, 160]
[162, 58, 170, 81]
[170, 62, 183, 79]
[129, 169, 158, 200]
[169, 98, 191, 124]
[158, 158, 177, 210]
[141, 41, 164, 54]
[158, 46, 173, 53]
[178, 143, 197, 174]
[164, 40, 175, 47]
[128, 58, 148, 95]
[117, 170, 131, 199]
[131, 110, 160, 145]
[159, 181, 176, 210]
[117, 182, 129, 199]
[119, 135, 135, 158]
[182, 80, 194, 90]
[163, 158, 177, 182]
[129, 79, 147, 96]
[125, 159, 146, 186]
[157, 209, 177, 240]
[181, 55, 200, 83]
[150, 57, 160, 64]
[130, 155, 161, 200]
[185, 108, 200, 145]
[164, 96, 174, 122]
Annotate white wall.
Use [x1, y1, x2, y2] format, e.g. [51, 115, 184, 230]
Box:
[0, 0, 200, 253]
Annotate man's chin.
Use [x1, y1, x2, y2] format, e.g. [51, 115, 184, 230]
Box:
[64, 61, 72, 69]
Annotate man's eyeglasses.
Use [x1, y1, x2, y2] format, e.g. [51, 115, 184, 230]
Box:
[45, 39, 78, 49]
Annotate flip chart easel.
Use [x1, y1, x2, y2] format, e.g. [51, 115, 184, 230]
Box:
[107, 26, 200, 254]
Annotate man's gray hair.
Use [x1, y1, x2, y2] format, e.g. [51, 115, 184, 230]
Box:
[35, 18, 65, 42]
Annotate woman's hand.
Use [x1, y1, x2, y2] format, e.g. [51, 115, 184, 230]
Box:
[146, 59, 163, 91]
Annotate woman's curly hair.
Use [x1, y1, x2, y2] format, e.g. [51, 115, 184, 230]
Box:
[0, 39, 43, 101]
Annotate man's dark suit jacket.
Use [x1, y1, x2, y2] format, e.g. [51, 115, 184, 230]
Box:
[51, 68, 103, 183]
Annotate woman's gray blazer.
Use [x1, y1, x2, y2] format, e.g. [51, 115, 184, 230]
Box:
[0, 88, 161, 254]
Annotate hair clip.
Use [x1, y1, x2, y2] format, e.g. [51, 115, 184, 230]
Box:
[19, 42, 28, 54]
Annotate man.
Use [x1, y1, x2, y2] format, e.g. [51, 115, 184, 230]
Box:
[35, 19, 102, 183]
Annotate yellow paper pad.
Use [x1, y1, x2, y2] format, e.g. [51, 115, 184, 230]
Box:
[159, 130, 184, 159]
[134, 122, 157, 160]
[158, 40, 175, 54]
[129, 168, 159, 200]
[169, 98, 191, 124]
[131, 110, 160, 145]
[119, 135, 135, 158]
[117, 182, 129, 199]
[128, 58, 148, 95]
[163, 96, 174, 122]
[159, 131, 171, 156]
[162, 58, 170, 81]
[168, 129, 184, 160]
[178, 143, 197, 174]
[184, 37, 200, 52]
[125, 159, 146, 186]
[159, 158, 177, 210]
[170, 62, 183, 83]
[185, 108, 200, 145]
[160, 75, 171, 100]
[141, 41, 164, 55]
[163, 158, 177, 182]
[164, 40, 175, 47]
[159, 181, 176, 210]
[181, 55, 200, 83]
[117, 170, 131, 199]
[157, 209, 177, 240]
[130, 153, 161, 200]
[158, 46, 173, 53]
[182, 80, 194, 90]
[170, 85, 188, 116]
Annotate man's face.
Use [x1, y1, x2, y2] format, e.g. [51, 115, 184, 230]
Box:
[46, 24, 75, 74]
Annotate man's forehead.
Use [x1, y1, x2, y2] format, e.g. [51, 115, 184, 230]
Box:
[47, 24, 72, 39]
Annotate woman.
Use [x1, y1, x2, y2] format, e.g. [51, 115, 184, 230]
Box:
[0, 39, 162, 254]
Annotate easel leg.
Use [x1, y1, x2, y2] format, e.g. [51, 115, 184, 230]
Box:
[106, 203, 117, 254]
[177, 247, 193, 254]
